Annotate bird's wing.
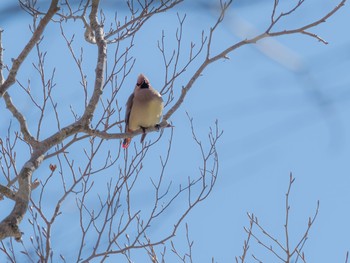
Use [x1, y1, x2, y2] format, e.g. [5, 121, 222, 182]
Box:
[124, 93, 134, 132]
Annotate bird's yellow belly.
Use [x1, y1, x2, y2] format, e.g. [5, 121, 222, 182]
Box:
[128, 100, 163, 130]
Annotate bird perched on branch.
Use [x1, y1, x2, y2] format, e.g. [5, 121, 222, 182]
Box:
[122, 74, 164, 148]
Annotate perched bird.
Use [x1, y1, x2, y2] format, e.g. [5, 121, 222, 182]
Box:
[122, 74, 164, 148]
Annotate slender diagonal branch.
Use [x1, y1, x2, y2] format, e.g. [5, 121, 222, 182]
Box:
[269, 0, 346, 38]
[0, 185, 16, 201]
[3, 92, 38, 147]
[0, 0, 60, 97]
[163, 0, 347, 121]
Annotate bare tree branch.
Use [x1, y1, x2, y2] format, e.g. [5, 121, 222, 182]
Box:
[0, 184, 16, 201]
[105, 0, 184, 43]
[0, 0, 60, 97]
[238, 174, 320, 263]
[80, 0, 106, 125]
[2, 93, 38, 147]
[0, 0, 347, 261]
[0, 28, 4, 84]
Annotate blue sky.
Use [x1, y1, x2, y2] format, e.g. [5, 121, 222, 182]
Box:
[1, 0, 350, 262]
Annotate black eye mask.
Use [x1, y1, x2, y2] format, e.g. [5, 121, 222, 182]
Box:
[139, 81, 149, 89]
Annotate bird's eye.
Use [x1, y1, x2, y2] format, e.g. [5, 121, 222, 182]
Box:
[137, 80, 146, 86]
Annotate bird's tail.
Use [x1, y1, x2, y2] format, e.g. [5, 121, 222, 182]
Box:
[122, 138, 131, 149]
[140, 133, 147, 144]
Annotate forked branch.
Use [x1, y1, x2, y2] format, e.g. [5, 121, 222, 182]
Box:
[237, 174, 320, 263]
